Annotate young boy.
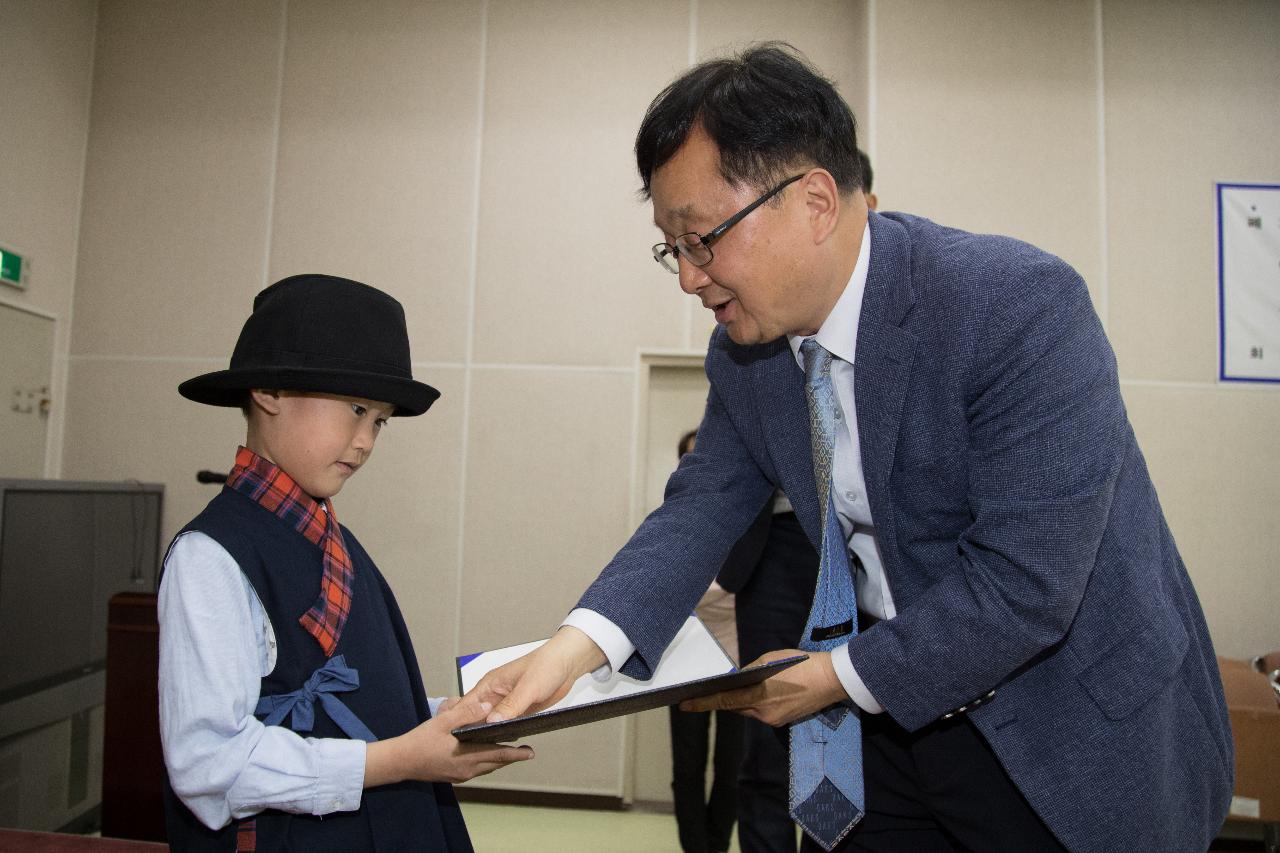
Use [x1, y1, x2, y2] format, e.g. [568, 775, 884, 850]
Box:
[160, 274, 531, 852]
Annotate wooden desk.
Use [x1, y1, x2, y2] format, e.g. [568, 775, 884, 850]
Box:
[0, 829, 166, 852]
[101, 593, 165, 842]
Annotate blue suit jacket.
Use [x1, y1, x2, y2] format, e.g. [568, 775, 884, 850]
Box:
[578, 211, 1233, 852]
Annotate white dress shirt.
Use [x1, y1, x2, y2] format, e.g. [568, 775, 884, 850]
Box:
[566, 222, 890, 714]
[159, 530, 451, 830]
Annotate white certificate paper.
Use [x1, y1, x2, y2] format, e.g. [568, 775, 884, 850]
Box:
[457, 614, 734, 707]
[452, 616, 805, 742]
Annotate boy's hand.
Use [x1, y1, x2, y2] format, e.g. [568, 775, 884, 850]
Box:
[465, 625, 606, 723]
[364, 696, 533, 787]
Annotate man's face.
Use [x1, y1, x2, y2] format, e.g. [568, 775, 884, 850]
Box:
[649, 126, 822, 345]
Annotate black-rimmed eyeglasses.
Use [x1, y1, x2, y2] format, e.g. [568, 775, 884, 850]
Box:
[651, 173, 805, 274]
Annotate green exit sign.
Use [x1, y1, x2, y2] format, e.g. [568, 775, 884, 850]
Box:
[1, 246, 25, 288]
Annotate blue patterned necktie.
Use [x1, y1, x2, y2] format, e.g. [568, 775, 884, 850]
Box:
[790, 338, 864, 851]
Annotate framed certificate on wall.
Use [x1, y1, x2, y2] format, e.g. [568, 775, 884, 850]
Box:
[1218, 182, 1280, 383]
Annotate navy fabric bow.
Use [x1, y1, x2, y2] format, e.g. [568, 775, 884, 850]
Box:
[255, 654, 377, 742]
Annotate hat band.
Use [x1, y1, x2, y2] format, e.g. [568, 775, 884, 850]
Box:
[233, 347, 412, 379]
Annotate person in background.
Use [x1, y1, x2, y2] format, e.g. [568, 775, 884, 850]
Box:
[856, 150, 876, 211]
[669, 429, 745, 853]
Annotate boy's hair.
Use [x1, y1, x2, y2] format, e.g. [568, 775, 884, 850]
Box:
[635, 42, 861, 199]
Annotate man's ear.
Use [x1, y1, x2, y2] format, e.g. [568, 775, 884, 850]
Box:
[248, 388, 283, 416]
[801, 169, 842, 245]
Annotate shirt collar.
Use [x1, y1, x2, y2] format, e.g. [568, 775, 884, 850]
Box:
[788, 220, 871, 368]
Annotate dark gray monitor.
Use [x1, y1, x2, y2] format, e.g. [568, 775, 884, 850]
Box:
[0, 479, 162, 704]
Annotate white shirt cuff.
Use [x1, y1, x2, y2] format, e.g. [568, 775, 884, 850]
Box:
[309, 737, 365, 815]
[561, 608, 635, 680]
[830, 644, 884, 714]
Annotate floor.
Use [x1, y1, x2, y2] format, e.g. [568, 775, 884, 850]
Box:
[460, 804, 1277, 853]
[462, 802, 742, 853]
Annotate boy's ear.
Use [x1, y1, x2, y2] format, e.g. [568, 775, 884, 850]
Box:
[248, 388, 283, 415]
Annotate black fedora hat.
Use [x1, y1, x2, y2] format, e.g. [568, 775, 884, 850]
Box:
[179, 274, 439, 416]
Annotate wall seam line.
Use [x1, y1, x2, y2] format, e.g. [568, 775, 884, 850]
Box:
[52, 0, 102, 478]
[682, 0, 698, 351]
[1118, 378, 1275, 392]
[261, 0, 288, 291]
[454, 0, 489, 663]
[1094, 0, 1110, 331]
[866, 0, 877, 165]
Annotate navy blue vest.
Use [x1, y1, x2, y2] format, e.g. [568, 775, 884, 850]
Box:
[163, 487, 473, 852]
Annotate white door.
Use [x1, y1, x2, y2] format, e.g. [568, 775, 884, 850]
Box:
[630, 354, 712, 806]
[0, 302, 54, 478]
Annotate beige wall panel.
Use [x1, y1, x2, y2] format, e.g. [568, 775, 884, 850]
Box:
[0, 0, 96, 321]
[1103, 1, 1280, 381]
[460, 368, 633, 649]
[697, 0, 869, 127]
[61, 358, 246, 544]
[0, 0, 97, 477]
[473, 0, 690, 367]
[71, 1, 283, 359]
[268, 0, 482, 364]
[874, 0, 1102, 300]
[1123, 384, 1280, 658]
[456, 367, 634, 794]
[333, 366, 465, 692]
[631, 706, 674, 804]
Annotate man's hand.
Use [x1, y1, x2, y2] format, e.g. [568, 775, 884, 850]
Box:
[681, 649, 847, 726]
[464, 625, 607, 723]
[364, 696, 533, 787]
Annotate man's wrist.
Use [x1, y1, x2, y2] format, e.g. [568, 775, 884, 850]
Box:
[553, 624, 607, 675]
[830, 643, 884, 714]
[559, 609, 635, 676]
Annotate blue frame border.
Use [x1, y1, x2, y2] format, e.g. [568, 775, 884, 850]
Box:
[1217, 181, 1280, 384]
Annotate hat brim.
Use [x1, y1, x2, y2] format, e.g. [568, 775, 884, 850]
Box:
[179, 367, 440, 416]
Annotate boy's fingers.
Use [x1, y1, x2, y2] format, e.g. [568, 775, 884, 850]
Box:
[457, 743, 535, 771]
[482, 745, 535, 772]
[465, 747, 535, 779]
[494, 744, 534, 762]
[436, 697, 492, 727]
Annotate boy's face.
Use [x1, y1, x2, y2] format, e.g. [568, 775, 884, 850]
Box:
[249, 390, 395, 500]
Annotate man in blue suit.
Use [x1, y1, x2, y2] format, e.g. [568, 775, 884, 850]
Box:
[470, 43, 1233, 852]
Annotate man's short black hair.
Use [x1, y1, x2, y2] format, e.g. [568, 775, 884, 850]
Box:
[635, 42, 861, 199]
[857, 149, 873, 194]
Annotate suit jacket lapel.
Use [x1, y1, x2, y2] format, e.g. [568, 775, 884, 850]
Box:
[754, 342, 823, 548]
[855, 213, 917, 546]
[748, 213, 917, 554]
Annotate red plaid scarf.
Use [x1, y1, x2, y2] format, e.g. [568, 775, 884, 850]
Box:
[226, 446, 353, 657]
